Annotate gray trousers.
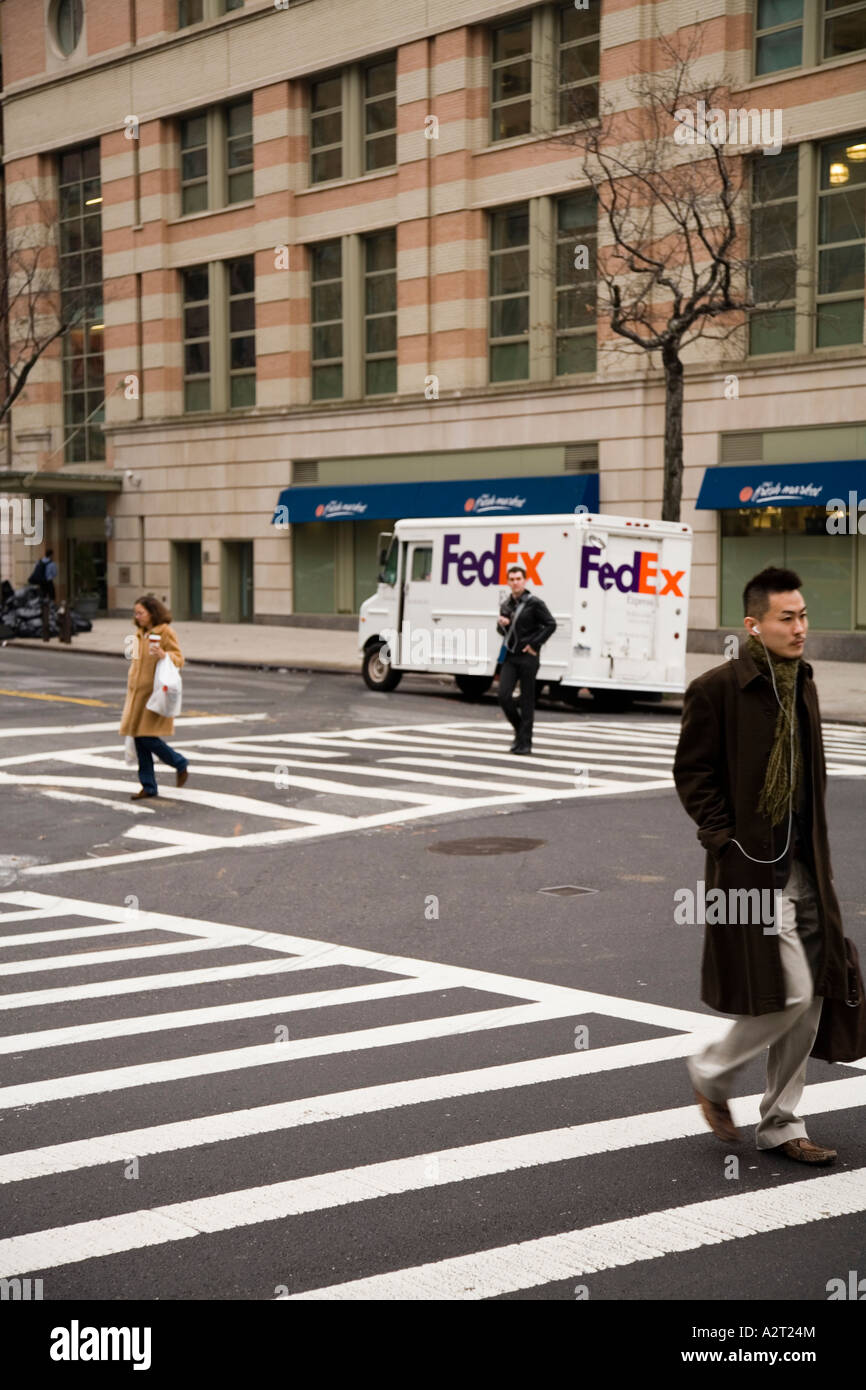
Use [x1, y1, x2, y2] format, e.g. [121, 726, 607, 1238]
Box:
[687, 860, 823, 1149]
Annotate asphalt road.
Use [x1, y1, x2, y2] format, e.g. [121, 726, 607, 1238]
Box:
[1, 645, 865, 1309]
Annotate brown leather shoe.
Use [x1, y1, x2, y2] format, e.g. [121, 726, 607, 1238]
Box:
[130, 789, 156, 801]
[773, 1137, 837, 1165]
[176, 767, 189, 788]
[694, 1088, 741, 1144]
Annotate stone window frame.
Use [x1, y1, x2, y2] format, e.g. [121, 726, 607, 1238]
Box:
[308, 54, 398, 187]
[182, 255, 256, 415]
[752, 0, 866, 77]
[179, 98, 253, 216]
[488, 2, 601, 145]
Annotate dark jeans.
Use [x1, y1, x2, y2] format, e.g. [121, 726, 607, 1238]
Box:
[134, 736, 188, 796]
[498, 651, 540, 746]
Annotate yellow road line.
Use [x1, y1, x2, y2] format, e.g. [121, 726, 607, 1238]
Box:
[0, 689, 112, 708]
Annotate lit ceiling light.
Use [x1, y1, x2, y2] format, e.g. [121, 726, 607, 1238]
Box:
[829, 162, 849, 185]
[846, 142, 866, 162]
[84, 196, 103, 205]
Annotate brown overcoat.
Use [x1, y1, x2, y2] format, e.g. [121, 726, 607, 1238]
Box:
[118, 623, 184, 738]
[673, 650, 848, 1016]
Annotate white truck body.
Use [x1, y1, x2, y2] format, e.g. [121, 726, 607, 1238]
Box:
[358, 512, 693, 696]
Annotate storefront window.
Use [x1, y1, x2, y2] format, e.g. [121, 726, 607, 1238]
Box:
[720, 505, 854, 629]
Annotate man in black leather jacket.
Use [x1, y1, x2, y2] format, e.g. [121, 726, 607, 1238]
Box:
[496, 565, 557, 754]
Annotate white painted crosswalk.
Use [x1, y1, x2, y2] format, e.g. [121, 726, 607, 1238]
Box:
[4, 716, 864, 878]
[1, 891, 863, 1299]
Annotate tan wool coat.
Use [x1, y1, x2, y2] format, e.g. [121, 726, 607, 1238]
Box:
[119, 623, 184, 738]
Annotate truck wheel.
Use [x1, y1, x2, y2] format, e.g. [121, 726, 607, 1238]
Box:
[362, 642, 403, 691]
[559, 685, 583, 708]
[590, 688, 633, 713]
[454, 674, 494, 699]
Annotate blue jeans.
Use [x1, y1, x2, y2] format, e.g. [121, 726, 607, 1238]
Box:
[134, 736, 188, 796]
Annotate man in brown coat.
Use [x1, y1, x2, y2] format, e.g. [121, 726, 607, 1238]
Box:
[119, 595, 189, 800]
[673, 566, 848, 1164]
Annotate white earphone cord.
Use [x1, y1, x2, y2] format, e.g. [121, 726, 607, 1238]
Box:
[729, 630, 796, 865]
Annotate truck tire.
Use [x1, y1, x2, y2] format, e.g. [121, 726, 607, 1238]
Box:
[362, 641, 403, 692]
[454, 674, 494, 699]
[589, 688, 633, 713]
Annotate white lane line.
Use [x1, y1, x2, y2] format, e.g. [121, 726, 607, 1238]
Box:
[0, 773, 357, 828]
[0, 936, 251, 978]
[287, 732, 675, 767]
[384, 755, 671, 783]
[36, 789, 155, 815]
[0, 1000, 652, 1109]
[2, 1107, 862, 1281]
[0, 921, 193, 950]
[0, 715, 269, 741]
[284, 1168, 866, 1300]
[0, 973, 460, 1053]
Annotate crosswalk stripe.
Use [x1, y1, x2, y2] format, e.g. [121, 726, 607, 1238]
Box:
[0, 714, 268, 740]
[0, 935, 244, 977]
[284, 1168, 866, 1300]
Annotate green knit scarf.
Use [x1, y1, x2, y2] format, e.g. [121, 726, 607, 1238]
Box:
[746, 634, 802, 827]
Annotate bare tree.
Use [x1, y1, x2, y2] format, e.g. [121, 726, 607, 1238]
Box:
[553, 30, 801, 521]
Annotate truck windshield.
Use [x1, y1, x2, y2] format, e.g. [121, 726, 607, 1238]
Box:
[380, 538, 398, 586]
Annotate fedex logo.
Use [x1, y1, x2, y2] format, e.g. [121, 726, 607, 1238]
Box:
[441, 532, 544, 586]
[579, 546, 685, 597]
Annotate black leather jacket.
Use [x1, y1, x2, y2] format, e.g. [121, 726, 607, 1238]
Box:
[496, 589, 557, 655]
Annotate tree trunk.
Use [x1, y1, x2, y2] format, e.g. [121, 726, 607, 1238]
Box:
[661, 344, 684, 522]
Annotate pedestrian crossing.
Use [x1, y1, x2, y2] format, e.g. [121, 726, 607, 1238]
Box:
[1, 891, 864, 1300]
[4, 716, 864, 878]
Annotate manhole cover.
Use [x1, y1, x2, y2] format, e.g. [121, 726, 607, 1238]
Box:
[429, 837, 546, 857]
[539, 885, 599, 897]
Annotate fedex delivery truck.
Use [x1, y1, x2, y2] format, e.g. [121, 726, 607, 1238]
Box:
[358, 512, 693, 708]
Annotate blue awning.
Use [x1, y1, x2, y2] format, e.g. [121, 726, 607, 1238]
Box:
[696, 460, 866, 509]
[272, 472, 599, 524]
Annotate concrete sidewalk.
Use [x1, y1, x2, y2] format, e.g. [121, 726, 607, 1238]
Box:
[6, 617, 865, 722]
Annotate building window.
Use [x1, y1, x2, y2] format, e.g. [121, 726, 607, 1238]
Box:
[490, 18, 533, 142]
[182, 266, 211, 411]
[556, 192, 597, 373]
[58, 144, 104, 463]
[178, 0, 243, 27]
[364, 230, 397, 395]
[310, 56, 398, 185]
[816, 132, 866, 347]
[489, 204, 530, 381]
[823, 0, 866, 58]
[749, 148, 799, 355]
[228, 257, 256, 407]
[311, 240, 343, 400]
[182, 258, 255, 412]
[179, 99, 253, 214]
[180, 115, 208, 214]
[557, 1, 600, 124]
[364, 58, 397, 172]
[53, 0, 84, 55]
[754, 0, 804, 73]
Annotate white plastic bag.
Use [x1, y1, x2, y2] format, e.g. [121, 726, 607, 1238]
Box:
[146, 654, 183, 718]
[124, 736, 137, 766]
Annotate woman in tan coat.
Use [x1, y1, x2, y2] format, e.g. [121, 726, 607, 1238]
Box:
[119, 595, 190, 800]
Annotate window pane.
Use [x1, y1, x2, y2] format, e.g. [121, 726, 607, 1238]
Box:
[753, 147, 799, 203]
[492, 60, 532, 103]
[493, 21, 531, 61]
[312, 241, 341, 280]
[228, 102, 252, 135]
[365, 95, 396, 135]
[185, 341, 210, 374]
[557, 192, 596, 233]
[312, 111, 342, 149]
[228, 170, 254, 203]
[757, 0, 803, 24]
[366, 358, 397, 395]
[365, 275, 397, 314]
[756, 27, 803, 73]
[183, 183, 209, 214]
[824, 11, 866, 59]
[490, 249, 529, 296]
[816, 297, 864, 346]
[561, 2, 599, 43]
[749, 307, 796, 354]
[821, 135, 866, 188]
[312, 76, 341, 112]
[184, 305, 209, 337]
[230, 336, 255, 370]
[490, 341, 528, 381]
[228, 135, 253, 170]
[60, 183, 81, 218]
[313, 364, 343, 399]
[556, 333, 596, 374]
[366, 59, 396, 98]
[365, 134, 397, 170]
[312, 282, 342, 321]
[228, 257, 254, 294]
[183, 268, 209, 302]
[366, 316, 396, 354]
[86, 354, 104, 388]
[820, 187, 866, 243]
[230, 373, 256, 408]
[753, 201, 797, 257]
[560, 41, 600, 86]
[559, 84, 599, 124]
[557, 284, 595, 328]
[182, 148, 207, 181]
[60, 150, 82, 185]
[312, 148, 342, 182]
[230, 298, 255, 332]
[83, 215, 102, 249]
[753, 254, 796, 302]
[819, 243, 865, 294]
[490, 297, 529, 338]
[492, 100, 532, 140]
[185, 379, 210, 412]
[366, 231, 396, 272]
[491, 205, 529, 250]
[181, 116, 207, 149]
[313, 324, 343, 359]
